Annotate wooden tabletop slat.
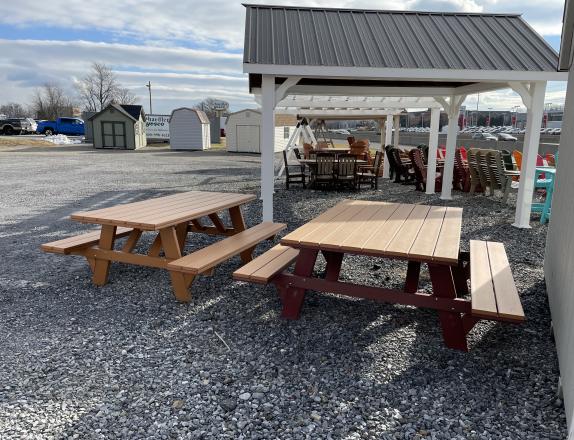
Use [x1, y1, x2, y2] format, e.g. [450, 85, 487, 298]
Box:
[281, 200, 356, 246]
[310, 204, 370, 248]
[386, 205, 432, 257]
[71, 191, 255, 230]
[76, 192, 216, 225]
[72, 192, 195, 220]
[361, 203, 416, 254]
[487, 241, 525, 321]
[408, 206, 447, 260]
[323, 203, 395, 252]
[470, 240, 499, 318]
[433, 207, 463, 263]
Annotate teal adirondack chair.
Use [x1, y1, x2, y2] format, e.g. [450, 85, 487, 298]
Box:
[531, 153, 557, 224]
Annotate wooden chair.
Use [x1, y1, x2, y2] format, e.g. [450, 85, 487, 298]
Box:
[334, 154, 357, 189]
[409, 148, 441, 192]
[545, 153, 556, 167]
[347, 136, 356, 146]
[314, 152, 336, 189]
[486, 150, 518, 204]
[357, 151, 383, 190]
[454, 148, 470, 192]
[282, 150, 306, 189]
[384, 145, 398, 181]
[477, 149, 495, 196]
[512, 150, 522, 170]
[459, 146, 468, 162]
[467, 148, 484, 194]
[392, 148, 415, 183]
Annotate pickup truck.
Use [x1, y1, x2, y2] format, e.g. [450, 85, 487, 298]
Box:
[37, 117, 85, 136]
[0, 118, 36, 135]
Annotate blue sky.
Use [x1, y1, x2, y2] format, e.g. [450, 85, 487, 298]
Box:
[0, 0, 568, 114]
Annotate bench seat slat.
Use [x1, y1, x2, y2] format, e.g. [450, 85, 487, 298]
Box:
[234, 244, 299, 284]
[470, 240, 498, 319]
[487, 241, 525, 321]
[41, 227, 133, 254]
[168, 222, 286, 274]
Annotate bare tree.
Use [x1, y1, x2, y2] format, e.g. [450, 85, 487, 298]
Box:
[31, 83, 74, 120]
[193, 98, 229, 118]
[112, 87, 138, 105]
[0, 102, 26, 117]
[76, 63, 121, 111]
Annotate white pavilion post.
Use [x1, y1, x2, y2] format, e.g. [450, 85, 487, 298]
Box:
[381, 115, 393, 178]
[385, 115, 393, 146]
[440, 95, 465, 200]
[426, 107, 441, 195]
[393, 115, 400, 147]
[513, 81, 547, 228]
[260, 74, 275, 221]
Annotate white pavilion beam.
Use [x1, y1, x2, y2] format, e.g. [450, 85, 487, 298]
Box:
[513, 81, 547, 228]
[426, 107, 441, 195]
[261, 74, 276, 221]
[276, 97, 442, 110]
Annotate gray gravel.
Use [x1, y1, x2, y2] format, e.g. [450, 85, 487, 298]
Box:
[0, 144, 566, 439]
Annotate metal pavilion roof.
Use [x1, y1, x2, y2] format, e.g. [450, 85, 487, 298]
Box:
[244, 5, 559, 72]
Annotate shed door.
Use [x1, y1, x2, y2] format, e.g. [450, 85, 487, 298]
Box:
[102, 121, 126, 148]
[237, 125, 260, 153]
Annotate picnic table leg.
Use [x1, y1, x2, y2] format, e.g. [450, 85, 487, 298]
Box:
[93, 225, 117, 286]
[160, 227, 192, 302]
[322, 250, 343, 281]
[229, 206, 254, 263]
[428, 263, 468, 351]
[281, 248, 318, 319]
[404, 261, 421, 293]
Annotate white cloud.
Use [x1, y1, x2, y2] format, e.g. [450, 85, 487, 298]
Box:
[0, 0, 567, 114]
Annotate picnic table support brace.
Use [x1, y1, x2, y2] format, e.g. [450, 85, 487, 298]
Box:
[404, 261, 421, 293]
[281, 248, 318, 319]
[322, 250, 343, 281]
[93, 225, 117, 286]
[160, 226, 193, 302]
[428, 263, 468, 351]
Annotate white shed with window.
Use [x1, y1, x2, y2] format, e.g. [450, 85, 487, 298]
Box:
[169, 108, 211, 150]
[226, 109, 296, 153]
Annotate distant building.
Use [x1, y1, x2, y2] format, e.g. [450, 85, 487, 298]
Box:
[89, 104, 147, 149]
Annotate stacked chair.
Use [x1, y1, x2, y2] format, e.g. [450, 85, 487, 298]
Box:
[357, 151, 383, 190]
[408, 148, 441, 192]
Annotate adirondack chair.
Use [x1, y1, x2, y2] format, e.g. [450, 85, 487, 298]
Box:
[392, 148, 415, 183]
[485, 150, 518, 204]
[454, 148, 470, 192]
[385, 145, 399, 182]
[477, 149, 495, 196]
[408, 148, 441, 192]
[335, 154, 357, 189]
[512, 150, 522, 170]
[467, 148, 484, 193]
[545, 153, 556, 167]
[314, 152, 336, 188]
[357, 151, 383, 190]
[532, 169, 555, 224]
[459, 146, 468, 162]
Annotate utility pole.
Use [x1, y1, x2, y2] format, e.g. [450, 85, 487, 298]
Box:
[146, 81, 153, 114]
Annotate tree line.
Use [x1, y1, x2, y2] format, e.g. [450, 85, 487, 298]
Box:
[1, 63, 137, 120]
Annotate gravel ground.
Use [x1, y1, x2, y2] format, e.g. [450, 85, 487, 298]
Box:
[0, 144, 566, 439]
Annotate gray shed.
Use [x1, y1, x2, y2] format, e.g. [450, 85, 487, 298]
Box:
[169, 108, 211, 150]
[89, 104, 147, 149]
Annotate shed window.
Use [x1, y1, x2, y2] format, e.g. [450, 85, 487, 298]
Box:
[284, 127, 290, 139]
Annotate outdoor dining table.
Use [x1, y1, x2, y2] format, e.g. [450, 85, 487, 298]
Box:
[66, 191, 256, 299]
[276, 199, 472, 350]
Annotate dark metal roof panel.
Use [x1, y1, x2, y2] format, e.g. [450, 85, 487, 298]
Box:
[243, 5, 559, 72]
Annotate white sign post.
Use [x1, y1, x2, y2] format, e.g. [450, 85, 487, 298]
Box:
[146, 114, 170, 141]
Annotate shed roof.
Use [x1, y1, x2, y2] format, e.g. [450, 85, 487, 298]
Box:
[88, 104, 145, 122]
[170, 107, 210, 124]
[244, 5, 558, 72]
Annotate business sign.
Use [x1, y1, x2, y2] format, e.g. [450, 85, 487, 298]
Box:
[146, 114, 170, 140]
[212, 101, 228, 111]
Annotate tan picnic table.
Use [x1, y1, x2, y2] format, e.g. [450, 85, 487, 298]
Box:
[235, 199, 525, 351]
[42, 191, 286, 302]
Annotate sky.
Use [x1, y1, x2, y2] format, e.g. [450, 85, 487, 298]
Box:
[0, 0, 568, 115]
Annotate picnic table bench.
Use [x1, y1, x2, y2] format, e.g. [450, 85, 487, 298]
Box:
[234, 200, 524, 351]
[42, 191, 285, 302]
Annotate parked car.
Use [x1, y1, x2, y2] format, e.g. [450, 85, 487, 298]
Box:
[0, 117, 38, 135]
[548, 128, 561, 135]
[330, 129, 351, 135]
[37, 117, 85, 136]
[472, 132, 498, 141]
[498, 133, 518, 141]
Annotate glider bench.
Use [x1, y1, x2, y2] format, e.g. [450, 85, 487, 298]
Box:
[469, 240, 525, 323]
